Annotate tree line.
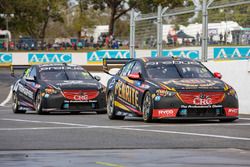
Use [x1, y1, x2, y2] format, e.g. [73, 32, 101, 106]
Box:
[0, 0, 248, 41]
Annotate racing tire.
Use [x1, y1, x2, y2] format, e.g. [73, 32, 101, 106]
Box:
[107, 91, 124, 120]
[12, 93, 26, 114]
[142, 91, 153, 123]
[219, 118, 237, 123]
[96, 110, 107, 115]
[70, 111, 81, 115]
[35, 91, 45, 115]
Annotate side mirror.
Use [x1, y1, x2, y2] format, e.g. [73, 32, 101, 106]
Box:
[214, 72, 222, 79]
[26, 76, 36, 82]
[94, 75, 101, 81]
[128, 73, 141, 80]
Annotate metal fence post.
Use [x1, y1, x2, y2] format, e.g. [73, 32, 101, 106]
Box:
[157, 5, 162, 57]
[130, 8, 135, 58]
[202, 0, 208, 62]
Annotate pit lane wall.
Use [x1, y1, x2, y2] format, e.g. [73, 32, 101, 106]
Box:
[0, 46, 250, 114]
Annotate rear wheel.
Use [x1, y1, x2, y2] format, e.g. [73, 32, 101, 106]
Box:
[35, 91, 45, 115]
[107, 92, 124, 120]
[142, 91, 153, 123]
[12, 93, 26, 114]
[71, 111, 80, 115]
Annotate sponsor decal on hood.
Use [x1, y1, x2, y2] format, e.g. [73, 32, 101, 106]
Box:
[45, 80, 99, 90]
[160, 78, 225, 90]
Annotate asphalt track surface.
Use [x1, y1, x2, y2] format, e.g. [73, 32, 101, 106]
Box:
[1, 68, 250, 167]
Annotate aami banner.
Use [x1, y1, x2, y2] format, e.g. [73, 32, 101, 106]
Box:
[87, 50, 131, 64]
[0, 53, 12, 65]
[28, 53, 72, 64]
[151, 50, 199, 59]
[214, 47, 250, 60]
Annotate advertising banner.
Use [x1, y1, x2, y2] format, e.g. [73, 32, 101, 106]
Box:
[87, 50, 131, 64]
[0, 53, 12, 66]
[214, 47, 250, 60]
[151, 50, 199, 59]
[28, 53, 72, 64]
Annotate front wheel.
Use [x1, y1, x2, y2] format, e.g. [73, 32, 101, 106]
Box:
[35, 91, 45, 115]
[96, 110, 107, 114]
[12, 93, 26, 114]
[107, 92, 124, 120]
[142, 91, 153, 123]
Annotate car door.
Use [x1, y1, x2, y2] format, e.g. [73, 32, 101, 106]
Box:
[114, 60, 147, 114]
[17, 67, 36, 106]
[113, 61, 136, 111]
[24, 66, 38, 104]
[126, 61, 148, 113]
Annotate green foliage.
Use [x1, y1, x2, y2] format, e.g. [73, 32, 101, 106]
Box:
[208, 5, 250, 27]
[0, 0, 67, 40]
[135, 0, 184, 13]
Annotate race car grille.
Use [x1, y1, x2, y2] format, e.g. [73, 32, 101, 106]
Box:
[178, 108, 225, 117]
[62, 90, 99, 101]
[69, 103, 94, 110]
[178, 92, 225, 105]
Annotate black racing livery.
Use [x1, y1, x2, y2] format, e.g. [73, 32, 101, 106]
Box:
[105, 57, 239, 122]
[12, 64, 106, 114]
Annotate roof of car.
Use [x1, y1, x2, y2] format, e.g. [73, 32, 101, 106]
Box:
[138, 57, 198, 63]
[36, 63, 79, 68]
[36, 64, 85, 72]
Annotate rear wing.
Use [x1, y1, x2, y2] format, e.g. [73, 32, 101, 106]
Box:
[10, 65, 30, 77]
[103, 58, 132, 74]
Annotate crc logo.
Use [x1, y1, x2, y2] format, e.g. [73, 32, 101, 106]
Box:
[73, 94, 88, 101]
[228, 108, 238, 113]
[193, 94, 212, 105]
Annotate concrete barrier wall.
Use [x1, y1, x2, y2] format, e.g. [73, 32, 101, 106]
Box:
[204, 60, 250, 114]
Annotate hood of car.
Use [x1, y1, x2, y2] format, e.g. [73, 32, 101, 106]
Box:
[46, 80, 100, 90]
[157, 78, 226, 91]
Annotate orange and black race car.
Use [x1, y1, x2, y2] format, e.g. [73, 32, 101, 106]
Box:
[104, 57, 239, 122]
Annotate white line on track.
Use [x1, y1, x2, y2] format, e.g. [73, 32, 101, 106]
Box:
[0, 127, 92, 131]
[2, 118, 250, 128]
[1, 118, 250, 141]
[1, 118, 95, 127]
[240, 118, 250, 120]
[0, 86, 13, 107]
[108, 127, 250, 141]
[119, 123, 250, 127]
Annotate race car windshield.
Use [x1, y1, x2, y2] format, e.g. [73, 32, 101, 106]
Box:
[146, 63, 213, 79]
[40, 70, 93, 80]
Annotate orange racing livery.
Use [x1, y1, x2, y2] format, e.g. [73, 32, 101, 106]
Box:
[105, 57, 239, 122]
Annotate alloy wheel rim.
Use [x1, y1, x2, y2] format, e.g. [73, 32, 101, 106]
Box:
[36, 93, 41, 110]
[107, 93, 114, 116]
[143, 95, 151, 120]
[13, 94, 17, 110]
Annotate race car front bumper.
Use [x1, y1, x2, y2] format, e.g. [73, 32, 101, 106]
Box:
[152, 107, 239, 120]
[41, 91, 106, 112]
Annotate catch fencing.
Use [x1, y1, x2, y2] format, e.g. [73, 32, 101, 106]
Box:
[130, 0, 250, 61]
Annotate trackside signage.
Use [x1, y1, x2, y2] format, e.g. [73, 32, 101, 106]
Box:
[0, 53, 12, 65]
[87, 50, 132, 64]
[28, 53, 72, 64]
[151, 50, 199, 59]
[214, 47, 250, 60]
